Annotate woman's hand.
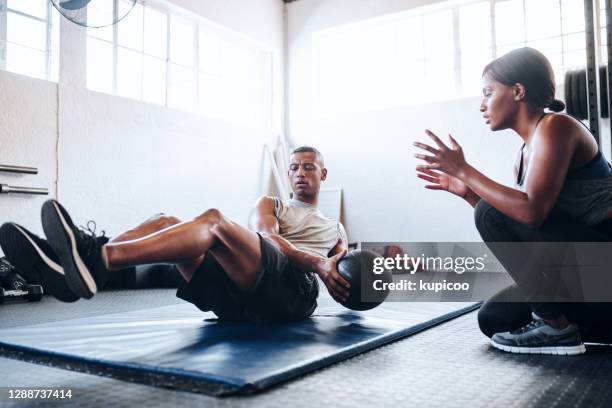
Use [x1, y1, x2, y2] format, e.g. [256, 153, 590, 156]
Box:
[416, 168, 471, 198]
[414, 130, 469, 179]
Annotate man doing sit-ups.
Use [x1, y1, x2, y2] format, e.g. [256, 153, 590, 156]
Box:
[36, 146, 350, 322]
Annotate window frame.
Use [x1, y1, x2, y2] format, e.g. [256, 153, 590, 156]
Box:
[314, 0, 590, 113]
[0, 0, 57, 81]
[85, 0, 275, 128]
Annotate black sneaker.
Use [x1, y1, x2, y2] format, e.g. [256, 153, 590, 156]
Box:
[41, 200, 110, 299]
[0, 223, 79, 302]
[490, 319, 586, 355]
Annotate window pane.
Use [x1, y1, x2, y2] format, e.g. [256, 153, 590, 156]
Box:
[461, 49, 493, 96]
[397, 17, 424, 59]
[117, 47, 143, 100]
[199, 30, 225, 75]
[561, 0, 585, 33]
[87, 38, 113, 94]
[7, 13, 47, 51]
[563, 32, 585, 51]
[118, 2, 144, 51]
[7, 0, 47, 19]
[144, 7, 167, 59]
[424, 10, 453, 60]
[143, 56, 166, 105]
[526, 37, 562, 57]
[526, 0, 561, 40]
[495, 0, 524, 46]
[497, 43, 524, 56]
[6, 43, 46, 80]
[168, 63, 194, 111]
[459, 2, 491, 53]
[424, 58, 455, 101]
[564, 49, 586, 69]
[170, 15, 194, 66]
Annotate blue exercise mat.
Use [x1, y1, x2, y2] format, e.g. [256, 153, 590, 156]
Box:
[0, 295, 479, 396]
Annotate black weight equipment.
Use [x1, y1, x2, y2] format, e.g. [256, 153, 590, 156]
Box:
[564, 66, 609, 119]
[573, 69, 583, 118]
[565, 69, 576, 117]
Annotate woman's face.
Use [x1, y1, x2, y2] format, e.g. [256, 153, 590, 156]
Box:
[480, 73, 519, 131]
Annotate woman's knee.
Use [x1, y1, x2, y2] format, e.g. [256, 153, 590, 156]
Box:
[474, 200, 510, 241]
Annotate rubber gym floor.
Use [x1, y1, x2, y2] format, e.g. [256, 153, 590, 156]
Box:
[1, 289, 612, 408]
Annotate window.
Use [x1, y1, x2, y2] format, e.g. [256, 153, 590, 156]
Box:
[0, 0, 59, 81]
[86, 0, 274, 129]
[314, 0, 589, 113]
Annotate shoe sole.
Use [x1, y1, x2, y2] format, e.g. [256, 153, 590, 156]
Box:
[42, 200, 98, 299]
[0, 223, 79, 302]
[490, 338, 586, 355]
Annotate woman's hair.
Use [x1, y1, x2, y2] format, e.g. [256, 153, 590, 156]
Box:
[482, 47, 565, 112]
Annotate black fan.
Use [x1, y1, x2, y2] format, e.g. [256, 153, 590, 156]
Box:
[50, 0, 137, 28]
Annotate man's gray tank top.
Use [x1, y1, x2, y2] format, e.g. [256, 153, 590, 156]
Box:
[273, 198, 340, 258]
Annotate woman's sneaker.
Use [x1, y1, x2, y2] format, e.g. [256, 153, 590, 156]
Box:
[41, 200, 110, 299]
[0, 222, 79, 302]
[490, 319, 586, 355]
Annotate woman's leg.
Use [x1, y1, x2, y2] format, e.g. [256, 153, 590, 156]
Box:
[474, 200, 609, 323]
[478, 285, 532, 338]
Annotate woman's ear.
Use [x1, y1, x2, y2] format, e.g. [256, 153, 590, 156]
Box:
[513, 83, 526, 101]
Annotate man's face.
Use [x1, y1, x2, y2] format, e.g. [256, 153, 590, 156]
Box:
[288, 152, 327, 199]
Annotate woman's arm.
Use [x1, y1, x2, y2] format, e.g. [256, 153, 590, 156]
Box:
[415, 115, 579, 227]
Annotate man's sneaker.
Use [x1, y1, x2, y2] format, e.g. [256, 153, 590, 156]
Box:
[490, 319, 586, 355]
[0, 222, 79, 302]
[41, 199, 110, 299]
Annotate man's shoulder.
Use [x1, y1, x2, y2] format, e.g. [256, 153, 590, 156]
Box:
[253, 196, 283, 216]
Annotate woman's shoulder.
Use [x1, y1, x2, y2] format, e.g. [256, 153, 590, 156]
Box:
[540, 112, 584, 132]
[536, 113, 585, 143]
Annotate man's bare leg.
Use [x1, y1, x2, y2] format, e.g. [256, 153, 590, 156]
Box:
[108, 213, 204, 282]
[103, 209, 262, 290]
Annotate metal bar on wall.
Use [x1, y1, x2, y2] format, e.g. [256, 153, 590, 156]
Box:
[585, 0, 602, 145]
[0, 184, 48, 195]
[0, 164, 38, 174]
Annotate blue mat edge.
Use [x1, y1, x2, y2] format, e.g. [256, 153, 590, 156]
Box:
[249, 302, 483, 393]
[0, 302, 482, 396]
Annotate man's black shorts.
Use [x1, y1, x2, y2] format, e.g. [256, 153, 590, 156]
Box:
[176, 233, 319, 323]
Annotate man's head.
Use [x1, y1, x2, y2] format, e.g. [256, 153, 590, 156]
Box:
[288, 146, 327, 202]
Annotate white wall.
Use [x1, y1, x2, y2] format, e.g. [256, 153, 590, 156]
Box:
[286, 0, 522, 242]
[0, 0, 285, 240]
[0, 72, 58, 235]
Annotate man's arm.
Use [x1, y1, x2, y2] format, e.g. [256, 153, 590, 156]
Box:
[328, 223, 349, 257]
[249, 197, 350, 302]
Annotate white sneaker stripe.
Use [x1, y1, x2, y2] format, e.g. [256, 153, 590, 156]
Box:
[53, 201, 98, 295]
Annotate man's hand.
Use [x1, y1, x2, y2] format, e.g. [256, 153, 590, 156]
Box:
[317, 249, 350, 303]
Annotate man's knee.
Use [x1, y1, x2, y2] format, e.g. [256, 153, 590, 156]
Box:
[195, 208, 223, 227]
